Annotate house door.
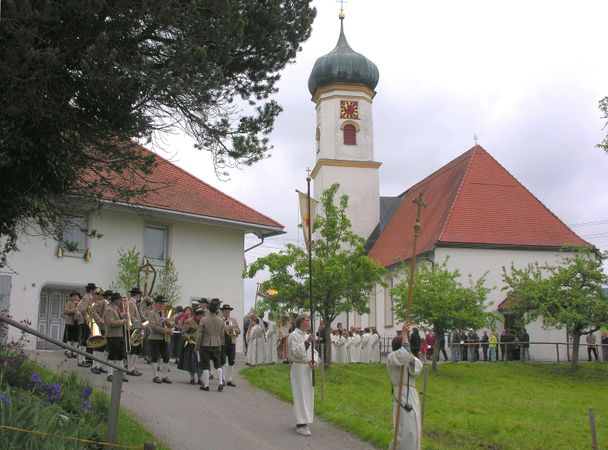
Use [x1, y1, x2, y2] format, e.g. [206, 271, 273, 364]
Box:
[37, 288, 72, 349]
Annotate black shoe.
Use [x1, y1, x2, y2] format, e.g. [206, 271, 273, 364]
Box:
[106, 375, 113, 382]
[200, 386, 209, 391]
[162, 377, 172, 384]
[90, 367, 101, 374]
[78, 361, 92, 368]
[99, 367, 108, 373]
[218, 383, 224, 392]
[226, 381, 236, 387]
[122, 376, 129, 382]
[209, 374, 214, 380]
[190, 379, 196, 385]
[153, 377, 162, 384]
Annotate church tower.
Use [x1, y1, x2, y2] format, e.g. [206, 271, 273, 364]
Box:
[308, 13, 381, 240]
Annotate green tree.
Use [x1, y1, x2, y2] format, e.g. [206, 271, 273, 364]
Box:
[502, 246, 608, 370]
[156, 259, 182, 307]
[391, 257, 492, 370]
[247, 183, 387, 366]
[599, 96, 608, 154]
[110, 247, 143, 296]
[0, 0, 316, 266]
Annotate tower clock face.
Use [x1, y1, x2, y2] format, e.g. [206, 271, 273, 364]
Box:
[340, 100, 359, 119]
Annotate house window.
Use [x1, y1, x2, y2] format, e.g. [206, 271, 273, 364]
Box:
[343, 124, 357, 145]
[385, 276, 393, 327]
[144, 225, 167, 262]
[60, 216, 87, 254]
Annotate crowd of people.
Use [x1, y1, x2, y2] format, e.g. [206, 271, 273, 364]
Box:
[62, 283, 241, 391]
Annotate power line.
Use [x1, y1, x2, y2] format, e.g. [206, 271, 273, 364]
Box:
[570, 219, 608, 227]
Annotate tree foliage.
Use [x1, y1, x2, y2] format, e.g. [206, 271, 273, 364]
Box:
[110, 247, 143, 296]
[247, 183, 387, 365]
[502, 246, 608, 370]
[391, 257, 492, 370]
[599, 96, 608, 154]
[0, 0, 316, 265]
[156, 258, 182, 307]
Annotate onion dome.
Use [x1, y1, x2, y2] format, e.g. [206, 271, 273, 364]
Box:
[308, 16, 380, 96]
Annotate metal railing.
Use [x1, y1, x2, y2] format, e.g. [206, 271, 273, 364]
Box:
[0, 315, 127, 445]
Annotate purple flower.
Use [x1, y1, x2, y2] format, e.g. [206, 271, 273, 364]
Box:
[44, 383, 62, 404]
[31, 373, 41, 389]
[0, 393, 9, 406]
[81, 401, 93, 413]
[82, 386, 93, 400]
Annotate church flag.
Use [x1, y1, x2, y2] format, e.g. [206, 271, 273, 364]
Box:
[297, 190, 318, 251]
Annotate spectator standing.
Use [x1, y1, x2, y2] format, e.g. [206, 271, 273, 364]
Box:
[586, 332, 599, 361]
[450, 329, 460, 362]
[460, 330, 468, 362]
[489, 331, 498, 362]
[409, 328, 421, 358]
[601, 331, 608, 362]
[499, 329, 507, 361]
[438, 332, 448, 361]
[480, 330, 489, 361]
[424, 331, 436, 360]
[520, 329, 531, 361]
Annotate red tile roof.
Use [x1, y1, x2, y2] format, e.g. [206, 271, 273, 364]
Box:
[96, 143, 283, 231]
[367, 145, 589, 267]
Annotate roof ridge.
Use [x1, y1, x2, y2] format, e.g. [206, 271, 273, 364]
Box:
[143, 144, 283, 229]
[473, 147, 590, 247]
[435, 146, 480, 243]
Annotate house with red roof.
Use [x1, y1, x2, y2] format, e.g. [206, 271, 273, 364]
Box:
[307, 16, 590, 360]
[3, 145, 283, 350]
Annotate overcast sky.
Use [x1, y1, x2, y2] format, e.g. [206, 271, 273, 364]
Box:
[157, 0, 608, 312]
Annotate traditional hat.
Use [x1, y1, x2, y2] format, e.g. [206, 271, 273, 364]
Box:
[194, 308, 205, 316]
[209, 298, 221, 306]
[102, 290, 113, 298]
[198, 298, 208, 304]
[69, 291, 80, 297]
[154, 295, 166, 303]
[130, 287, 143, 295]
[220, 304, 234, 311]
[110, 292, 122, 302]
[85, 282, 97, 290]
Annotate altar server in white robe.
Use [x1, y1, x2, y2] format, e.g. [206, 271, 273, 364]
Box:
[370, 329, 381, 363]
[387, 323, 423, 450]
[361, 328, 372, 363]
[346, 331, 355, 363]
[353, 330, 362, 363]
[336, 332, 347, 363]
[288, 314, 318, 436]
[266, 314, 279, 364]
[248, 318, 266, 366]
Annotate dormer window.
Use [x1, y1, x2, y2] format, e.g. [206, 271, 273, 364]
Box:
[343, 124, 357, 145]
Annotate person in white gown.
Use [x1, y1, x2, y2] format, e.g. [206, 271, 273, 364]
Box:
[370, 328, 381, 363]
[266, 313, 278, 364]
[353, 330, 362, 363]
[387, 323, 423, 450]
[248, 318, 266, 366]
[288, 314, 318, 436]
[361, 328, 372, 363]
[347, 331, 355, 363]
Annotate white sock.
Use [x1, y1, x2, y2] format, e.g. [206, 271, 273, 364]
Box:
[224, 365, 233, 382]
[217, 368, 223, 385]
[202, 370, 210, 387]
[162, 363, 169, 377]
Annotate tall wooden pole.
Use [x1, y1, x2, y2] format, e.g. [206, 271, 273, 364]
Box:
[307, 174, 315, 387]
[392, 192, 426, 450]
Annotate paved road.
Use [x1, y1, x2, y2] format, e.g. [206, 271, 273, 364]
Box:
[32, 350, 378, 450]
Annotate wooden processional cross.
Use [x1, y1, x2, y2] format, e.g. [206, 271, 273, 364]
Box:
[392, 191, 426, 450]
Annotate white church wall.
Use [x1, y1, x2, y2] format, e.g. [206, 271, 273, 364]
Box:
[2, 207, 246, 350]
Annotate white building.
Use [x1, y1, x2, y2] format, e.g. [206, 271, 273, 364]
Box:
[307, 16, 590, 361]
[1, 144, 283, 350]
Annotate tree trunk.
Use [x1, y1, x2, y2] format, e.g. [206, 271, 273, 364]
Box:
[570, 329, 581, 371]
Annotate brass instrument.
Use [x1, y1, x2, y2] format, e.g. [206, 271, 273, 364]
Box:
[86, 289, 107, 349]
[121, 298, 132, 353]
[163, 308, 174, 343]
[225, 319, 239, 338]
[184, 328, 200, 347]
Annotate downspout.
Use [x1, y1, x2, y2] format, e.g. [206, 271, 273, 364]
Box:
[243, 232, 265, 271]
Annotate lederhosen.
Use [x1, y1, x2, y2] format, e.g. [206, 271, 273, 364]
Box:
[149, 310, 170, 364]
[221, 324, 236, 367]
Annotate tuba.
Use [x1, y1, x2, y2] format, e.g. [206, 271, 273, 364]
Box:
[86, 290, 107, 349]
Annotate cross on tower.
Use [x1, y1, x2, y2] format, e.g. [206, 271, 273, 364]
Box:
[337, 0, 347, 16]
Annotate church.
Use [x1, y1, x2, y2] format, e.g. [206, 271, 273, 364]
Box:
[307, 14, 589, 360]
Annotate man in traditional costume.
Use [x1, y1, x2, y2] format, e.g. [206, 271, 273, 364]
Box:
[220, 304, 240, 387]
[197, 299, 224, 391]
[75, 282, 96, 367]
[126, 287, 144, 376]
[103, 292, 129, 382]
[61, 292, 80, 358]
[148, 295, 174, 384]
[387, 323, 423, 450]
[288, 314, 318, 436]
[89, 289, 111, 375]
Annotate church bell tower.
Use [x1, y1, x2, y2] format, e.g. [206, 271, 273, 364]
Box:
[308, 13, 381, 240]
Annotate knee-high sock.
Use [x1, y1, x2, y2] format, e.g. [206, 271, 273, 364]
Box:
[162, 362, 169, 377]
[202, 369, 210, 387]
[216, 367, 223, 385]
[224, 364, 233, 382]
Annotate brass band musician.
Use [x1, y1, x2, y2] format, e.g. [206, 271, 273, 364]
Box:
[126, 287, 144, 376]
[103, 292, 129, 383]
[147, 295, 174, 384]
[89, 290, 111, 375]
[61, 292, 80, 359]
[220, 304, 240, 387]
[197, 298, 224, 392]
[178, 308, 204, 384]
[75, 282, 96, 367]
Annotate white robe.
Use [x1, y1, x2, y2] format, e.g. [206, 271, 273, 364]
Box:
[265, 321, 278, 364]
[248, 324, 266, 366]
[361, 332, 372, 363]
[387, 346, 423, 450]
[370, 333, 381, 363]
[353, 334, 362, 363]
[336, 336, 347, 363]
[288, 329, 318, 425]
[346, 336, 354, 363]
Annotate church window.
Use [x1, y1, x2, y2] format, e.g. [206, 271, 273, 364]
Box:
[144, 225, 168, 262]
[343, 124, 357, 145]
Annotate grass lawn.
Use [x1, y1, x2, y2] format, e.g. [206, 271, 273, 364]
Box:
[242, 362, 608, 449]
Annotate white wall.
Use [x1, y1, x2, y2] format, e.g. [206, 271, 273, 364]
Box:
[2, 207, 246, 350]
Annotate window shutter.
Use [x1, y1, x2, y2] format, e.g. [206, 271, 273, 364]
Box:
[343, 124, 357, 145]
